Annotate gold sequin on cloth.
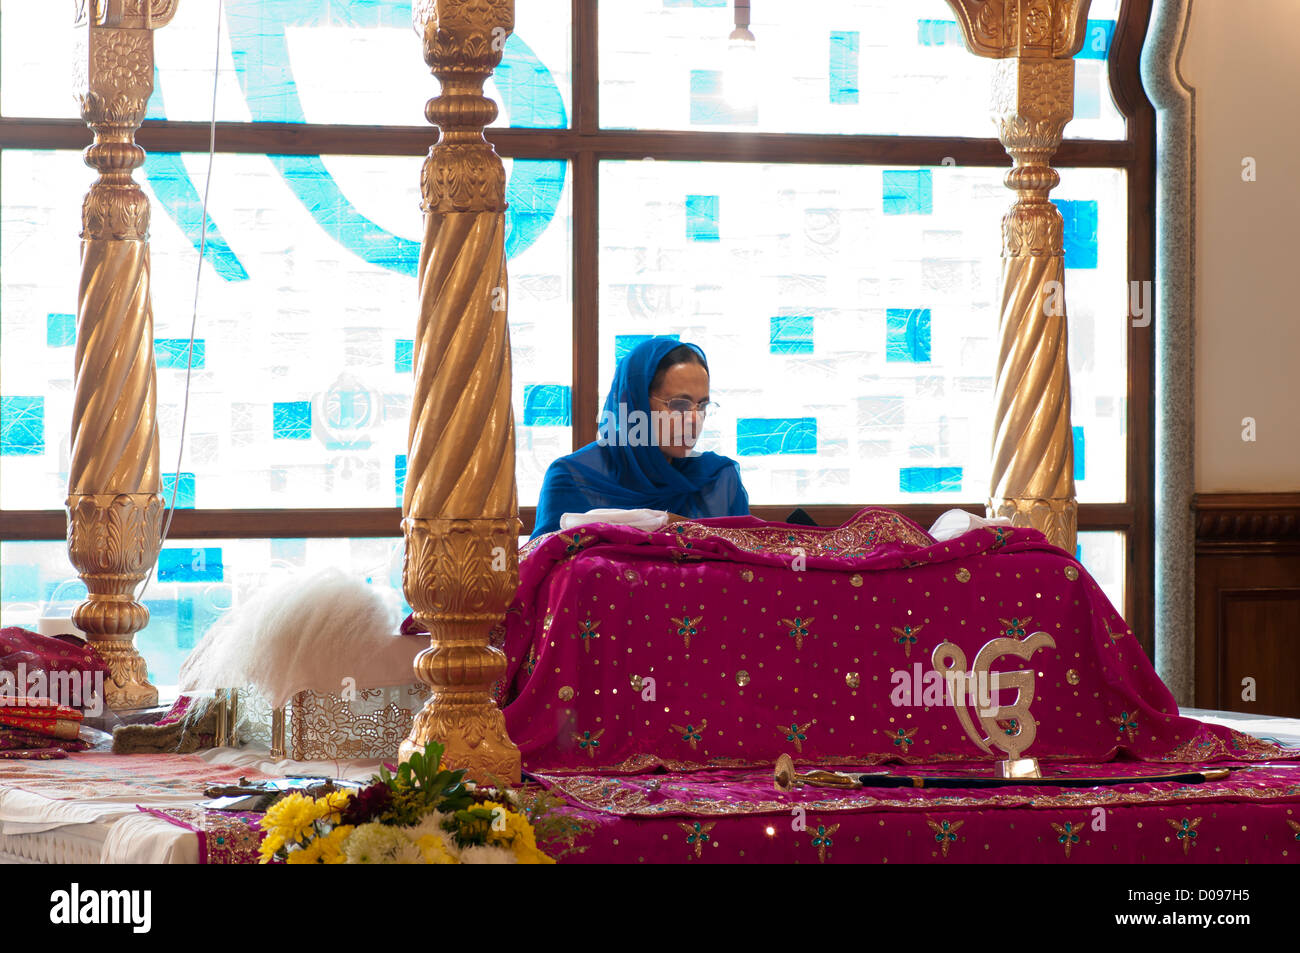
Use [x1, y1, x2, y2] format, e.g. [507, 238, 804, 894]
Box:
[1154, 727, 1288, 764]
[1064, 565, 1079, 581]
[533, 770, 1300, 818]
[667, 508, 932, 556]
[1066, 669, 1081, 685]
[558, 686, 575, 701]
[150, 808, 264, 864]
[955, 568, 971, 583]
[845, 672, 861, 689]
[735, 670, 751, 687]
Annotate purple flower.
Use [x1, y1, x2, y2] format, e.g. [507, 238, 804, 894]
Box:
[341, 782, 393, 825]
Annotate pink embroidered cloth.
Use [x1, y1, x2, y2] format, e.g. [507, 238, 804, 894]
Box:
[499, 508, 1289, 773]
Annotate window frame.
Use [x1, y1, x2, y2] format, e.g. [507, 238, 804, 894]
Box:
[0, 0, 1156, 655]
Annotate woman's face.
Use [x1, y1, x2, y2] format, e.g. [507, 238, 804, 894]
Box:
[650, 361, 710, 459]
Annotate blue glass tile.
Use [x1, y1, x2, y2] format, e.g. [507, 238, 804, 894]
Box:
[770, 315, 814, 354]
[883, 170, 933, 215]
[917, 19, 963, 46]
[616, 333, 679, 363]
[162, 472, 196, 509]
[155, 338, 205, 369]
[1058, 199, 1099, 269]
[503, 159, 568, 259]
[271, 538, 307, 565]
[829, 31, 860, 105]
[523, 384, 572, 426]
[144, 153, 250, 281]
[157, 547, 224, 583]
[395, 339, 413, 374]
[395, 454, 407, 507]
[176, 595, 196, 649]
[1073, 425, 1086, 481]
[493, 35, 568, 129]
[0, 564, 40, 603]
[886, 308, 932, 363]
[272, 401, 311, 440]
[736, 417, 818, 456]
[688, 69, 757, 126]
[1076, 20, 1116, 60]
[1075, 73, 1101, 120]
[0, 396, 45, 456]
[686, 194, 721, 242]
[46, 313, 76, 348]
[899, 466, 963, 493]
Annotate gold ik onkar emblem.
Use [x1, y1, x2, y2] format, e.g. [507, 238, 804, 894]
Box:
[930, 631, 1056, 779]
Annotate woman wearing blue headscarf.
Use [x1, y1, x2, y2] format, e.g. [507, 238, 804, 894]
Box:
[531, 337, 749, 538]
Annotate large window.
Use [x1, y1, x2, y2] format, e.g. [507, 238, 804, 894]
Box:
[0, 0, 1155, 686]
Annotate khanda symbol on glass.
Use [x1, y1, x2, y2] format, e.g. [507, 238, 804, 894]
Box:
[930, 631, 1056, 768]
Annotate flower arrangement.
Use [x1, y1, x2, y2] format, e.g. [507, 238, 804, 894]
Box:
[257, 742, 557, 864]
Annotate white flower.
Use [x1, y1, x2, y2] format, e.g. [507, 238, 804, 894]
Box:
[391, 840, 425, 864]
[459, 845, 517, 864]
[344, 822, 409, 864]
[403, 812, 460, 860]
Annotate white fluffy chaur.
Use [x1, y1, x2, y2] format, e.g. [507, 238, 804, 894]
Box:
[178, 568, 413, 708]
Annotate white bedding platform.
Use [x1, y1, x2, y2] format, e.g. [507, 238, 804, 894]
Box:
[0, 747, 384, 864]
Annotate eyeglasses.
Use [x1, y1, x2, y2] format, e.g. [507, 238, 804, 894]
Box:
[650, 395, 718, 415]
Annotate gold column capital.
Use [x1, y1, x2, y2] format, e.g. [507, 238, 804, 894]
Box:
[945, 0, 1092, 60]
[414, 0, 512, 215]
[75, 0, 181, 30]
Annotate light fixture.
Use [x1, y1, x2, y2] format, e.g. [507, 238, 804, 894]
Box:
[724, 0, 757, 111]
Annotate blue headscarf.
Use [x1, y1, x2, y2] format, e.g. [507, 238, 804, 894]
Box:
[531, 336, 749, 538]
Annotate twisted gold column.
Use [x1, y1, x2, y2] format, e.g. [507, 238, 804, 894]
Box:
[67, 2, 181, 710]
[400, 0, 522, 782]
[947, 0, 1092, 552]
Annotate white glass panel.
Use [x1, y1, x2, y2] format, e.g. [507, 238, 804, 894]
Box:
[0, 0, 572, 129]
[597, 160, 1126, 505]
[1077, 530, 1125, 620]
[599, 0, 1125, 140]
[0, 149, 571, 508]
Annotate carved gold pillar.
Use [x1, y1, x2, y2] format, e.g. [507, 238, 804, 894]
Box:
[400, 0, 522, 783]
[946, 0, 1092, 552]
[67, 1, 180, 710]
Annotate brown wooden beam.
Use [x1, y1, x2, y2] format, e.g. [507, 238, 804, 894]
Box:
[0, 117, 1134, 168]
[1, 503, 1133, 541]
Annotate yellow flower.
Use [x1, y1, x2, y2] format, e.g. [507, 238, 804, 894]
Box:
[261, 793, 323, 845]
[415, 834, 458, 865]
[317, 825, 354, 865]
[319, 790, 353, 826]
[286, 838, 325, 864]
[257, 830, 285, 864]
[478, 801, 555, 863]
[482, 801, 513, 846]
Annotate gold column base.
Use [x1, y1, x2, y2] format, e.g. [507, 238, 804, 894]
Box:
[67, 492, 163, 711]
[400, 687, 521, 784]
[400, 516, 522, 784]
[989, 497, 1078, 554]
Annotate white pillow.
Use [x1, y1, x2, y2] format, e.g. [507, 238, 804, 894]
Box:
[559, 508, 669, 532]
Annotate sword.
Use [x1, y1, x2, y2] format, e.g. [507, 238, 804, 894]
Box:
[772, 753, 1237, 793]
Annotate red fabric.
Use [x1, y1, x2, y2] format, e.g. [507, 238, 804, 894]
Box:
[501, 510, 1291, 772]
[0, 626, 109, 678]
